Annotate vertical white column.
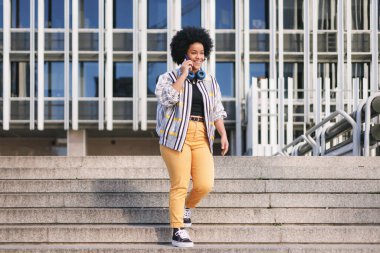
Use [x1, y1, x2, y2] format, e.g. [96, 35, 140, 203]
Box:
[138, 0, 147, 131]
[98, 0, 104, 130]
[30, 0, 35, 130]
[105, 0, 113, 130]
[269, 0, 276, 81]
[64, 0, 70, 130]
[353, 78, 359, 109]
[337, 0, 344, 111]
[133, 0, 139, 131]
[278, 0, 284, 148]
[167, 0, 174, 70]
[261, 79, 268, 147]
[312, 0, 319, 125]
[287, 77, 293, 144]
[346, 0, 352, 105]
[243, 0, 250, 97]
[269, 79, 277, 147]
[363, 78, 369, 99]
[252, 78, 259, 156]
[316, 78, 322, 122]
[325, 77, 331, 116]
[37, 0, 45, 130]
[209, 0, 215, 76]
[3, 0, 10, 130]
[72, 0, 79, 130]
[303, 0, 310, 123]
[371, 0, 378, 93]
[234, 0, 242, 155]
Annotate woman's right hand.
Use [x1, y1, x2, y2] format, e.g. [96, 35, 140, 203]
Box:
[180, 59, 193, 77]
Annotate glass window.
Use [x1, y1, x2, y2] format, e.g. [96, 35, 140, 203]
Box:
[11, 62, 30, 97]
[216, 62, 235, 97]
[79, 0, 98, 28]
[250, 63, 269, 81]
[148, 62, 166, 97]
[318, 0, 337, 30]
[79, 62, 99, 97]
[114, 0, 133, 28]
[11, 0, 30, 28]
[352, 0, 370, 30]
[148, 0, 167, 29]
[182, 0, 201, 28]
[283, 0, 303, 29]
[0, 1, 3, 28]
[216, 0, 234, 29]
[114, 62, 133, 97]
[45, 62, 64, 97]
[249, 0, 269, 29]
[45, 0, 64, 28]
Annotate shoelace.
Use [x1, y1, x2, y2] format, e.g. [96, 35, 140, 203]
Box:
[184, 209, 191, 219]
[175, 229, 190, 239]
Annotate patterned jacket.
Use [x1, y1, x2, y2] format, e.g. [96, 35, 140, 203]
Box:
[155, 69, 227, 153]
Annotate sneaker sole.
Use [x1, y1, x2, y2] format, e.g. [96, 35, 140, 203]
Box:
[171, 240, 194, 248]
[184, 223, 192, 228]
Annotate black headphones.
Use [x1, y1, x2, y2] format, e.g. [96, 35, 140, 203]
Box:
[184, 55, 206, 80]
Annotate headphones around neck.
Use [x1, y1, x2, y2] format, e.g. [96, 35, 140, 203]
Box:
[184, 55, 206, 80]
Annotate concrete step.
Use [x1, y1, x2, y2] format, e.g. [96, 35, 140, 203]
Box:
[1, 208, 379, 224]
[0, 157, 379, 180]
[1, 179, 379, 193]
[1, 244, 380, 253]
[0, 225, 378, 243]
[0, 193, 378, 208]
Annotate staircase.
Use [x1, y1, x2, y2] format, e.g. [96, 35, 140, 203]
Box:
[0, 156, 379, 252]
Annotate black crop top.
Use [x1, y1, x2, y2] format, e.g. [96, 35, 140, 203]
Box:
[190, 79, 205, 117]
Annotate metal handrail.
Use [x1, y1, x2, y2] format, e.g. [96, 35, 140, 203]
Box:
[276, 109, 359, 156]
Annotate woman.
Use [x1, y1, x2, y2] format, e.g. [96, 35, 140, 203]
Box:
[155, 27, 228, 248]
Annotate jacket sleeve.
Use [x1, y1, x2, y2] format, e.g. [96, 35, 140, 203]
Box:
[213, 79, 227, 121]
[155, 72, 180, 107]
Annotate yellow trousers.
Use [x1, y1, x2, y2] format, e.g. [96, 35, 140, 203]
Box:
[160, 121, 214, 228]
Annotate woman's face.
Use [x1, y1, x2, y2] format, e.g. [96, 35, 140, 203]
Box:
[186, 42, 205, 72]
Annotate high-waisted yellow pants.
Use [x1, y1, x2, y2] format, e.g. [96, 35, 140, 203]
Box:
[160, 120, 214, 228]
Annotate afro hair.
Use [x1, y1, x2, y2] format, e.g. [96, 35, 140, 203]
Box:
[170, 27, 213, 65]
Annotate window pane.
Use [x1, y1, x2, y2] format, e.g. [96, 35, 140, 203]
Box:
[79, 62, 99, 97]
[250, 0, 269, 29]
[11, 0, 30, 28]
[79, 33, 98, 51]
[318, 0, 337, 30]
[216, 62, 234, 97]
[352, 0, 370, 30]
[113, 33, 133, 51]
[216, 0, 234, 29]
[79, 0, 98, 28]
[147, 33, 167, 51]
[45, 0, 64, 28]
[148, 0, 167, 29]
[114, 62, 133, 97]
[114, 0, 133, 28]
[45, 33, 65, 51]
[182, 0, 201, 28]
[11, 62, 30, 97]
[215, 33, 235, 51]
[45, 101, 64, 120]
[0, 1, 3, 28]
[250, 33, 269, 51]
[283, 0, 303, 29]
[250, 63, 269, 81]
[11, 32, 30, 51]
[148, 62, 166, 97]
[45, 62, 64, 97]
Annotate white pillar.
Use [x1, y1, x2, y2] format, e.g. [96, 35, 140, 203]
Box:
[287, 77, 294, 144]
[138, 0, 147, 131]
[278, 0, 284, 148]
[269, 0, 276, 81]
[371, 0, 379, 93]
[64, 0, 70, 130]
[3, 0, 10, 130]
[37, 0, 45, 130]
[234, 0, 242, 155]
[98, 0, 105, 130]
[209, 0, 216, 76]
[346, 0, 352, 105]
[303, 0, 310, 122]
[312, 0, 319, 125]
[105, 0, 113, 130]
[133, 0, 139, 131]
[243, 0, 250, 97]
[30, 0, 36, 130]
[72, 0, 79, 130]
[337, 0, 344, 112]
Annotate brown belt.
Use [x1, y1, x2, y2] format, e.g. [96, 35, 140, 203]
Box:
[190, 116, 204, 122]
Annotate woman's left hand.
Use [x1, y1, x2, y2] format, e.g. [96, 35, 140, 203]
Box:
[221, 135, 229, 156]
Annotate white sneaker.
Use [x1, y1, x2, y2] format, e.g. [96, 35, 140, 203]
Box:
[171, 228, 194, 248]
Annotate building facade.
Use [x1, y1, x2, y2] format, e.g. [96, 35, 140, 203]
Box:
[0, 0, 379, 156]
